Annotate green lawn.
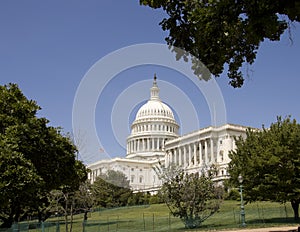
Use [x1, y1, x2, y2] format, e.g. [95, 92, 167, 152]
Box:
[25, 201, 299, 232]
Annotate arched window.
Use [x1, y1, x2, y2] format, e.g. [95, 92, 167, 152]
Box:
[131, 175, 135, 183]
[220, 150, 224, 162]
[139, 176, 143, 183]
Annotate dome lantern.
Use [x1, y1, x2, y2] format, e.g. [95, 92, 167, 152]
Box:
[150, 74, 159, 100]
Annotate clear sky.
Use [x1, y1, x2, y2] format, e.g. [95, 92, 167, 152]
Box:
[1, 1, 299, 163]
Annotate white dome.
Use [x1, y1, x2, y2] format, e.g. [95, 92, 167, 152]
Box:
[126, 75, 179, 159]
[135, 75, 175, 121]
[136, 100, 175, 120]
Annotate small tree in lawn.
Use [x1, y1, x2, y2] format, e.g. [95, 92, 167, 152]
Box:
[155, 163, 222, 229]
[74, 181, 95, 221]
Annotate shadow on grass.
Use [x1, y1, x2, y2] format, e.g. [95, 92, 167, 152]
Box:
[268, 230, 297, 232]
[247, 217, 299, 225]
[181, 217, 300, 231]
[85, 220, 118, 227]
[84, 219, 145, 227]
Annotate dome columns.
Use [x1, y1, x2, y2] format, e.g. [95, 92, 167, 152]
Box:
[127, 137, 168, 154]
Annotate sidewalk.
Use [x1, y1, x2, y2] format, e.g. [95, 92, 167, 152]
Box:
[221, 226, 298, 232]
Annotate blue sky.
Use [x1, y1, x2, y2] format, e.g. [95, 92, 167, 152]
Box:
[1, 1, 299, 163]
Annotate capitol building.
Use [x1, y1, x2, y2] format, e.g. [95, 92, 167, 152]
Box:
[87, 76, 248, 192]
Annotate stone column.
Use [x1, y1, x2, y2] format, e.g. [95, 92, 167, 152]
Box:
[183, 146, 187, 167]
[174, 149, 177, 165]
[139, 139, 141, 152]
[171, 150, 174, 164]
[216, 140, 219, 162]
[152, 138, 155, 151]
[132, 140, 135, 153]
[140, 139, 142, 151]
[132, 140, 134, 152]
[179, 147, 182, 166]
[199, 142, 202, 165]
[131, 140, 134, 152]
[165, 152, 169, 167]
[193, 143, 197, 165]
[188, 144, 192, 166]
[210, 138, 214, 163]
[205, 140, 208, 165]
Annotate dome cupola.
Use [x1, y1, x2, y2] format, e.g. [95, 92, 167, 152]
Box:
[135, 74, 175, 121]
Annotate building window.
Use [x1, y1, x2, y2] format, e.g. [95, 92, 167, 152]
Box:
[131, 175, 135, 183]
[220, 150, 224, 162]
[139, 176, 143, 183]
[131, 168, 134, 171]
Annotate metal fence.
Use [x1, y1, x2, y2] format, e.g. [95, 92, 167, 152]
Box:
[0, 222, 59, 232]
[0, 203, 297, 232]
[82, 214, 180, 232]
[0, 216, 180, 232]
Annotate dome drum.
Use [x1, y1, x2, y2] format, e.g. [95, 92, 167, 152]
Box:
[131, 122, 179, 135]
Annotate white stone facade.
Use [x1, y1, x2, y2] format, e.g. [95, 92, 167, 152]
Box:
[87, 76, 248, 191]
[164, 124, 248, 181]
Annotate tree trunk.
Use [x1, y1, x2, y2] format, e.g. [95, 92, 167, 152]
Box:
[1, 205, 15, 228]
[38, 210, 42, 222]
[70, 199, 74, 232]
[291, 199, 300, 220]
[0, 217, 13, 229]
[84, 211, 88, 221]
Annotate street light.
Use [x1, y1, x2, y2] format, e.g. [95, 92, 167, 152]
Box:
[238, 174, 246, 227]
[55, 212, 60, 232]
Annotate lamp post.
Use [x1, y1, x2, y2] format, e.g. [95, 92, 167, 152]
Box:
[238, 174, 246, 227]
[55, 212, 60, 232]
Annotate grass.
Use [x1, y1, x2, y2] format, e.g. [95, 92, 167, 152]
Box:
[21, 201, 300, 231]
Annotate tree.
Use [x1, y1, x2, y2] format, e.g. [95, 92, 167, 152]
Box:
[0, 83, 87, 228]
[101, 169, 131, 188]
[46, 181, 95, 232]
[155, 164, 223, 229]
[74, 181, 95, 221]
[228, 116, 300, 220]
[92, 170, 132, 208]
[0, 143, 43, 228]
[140, 0, 300, 87]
